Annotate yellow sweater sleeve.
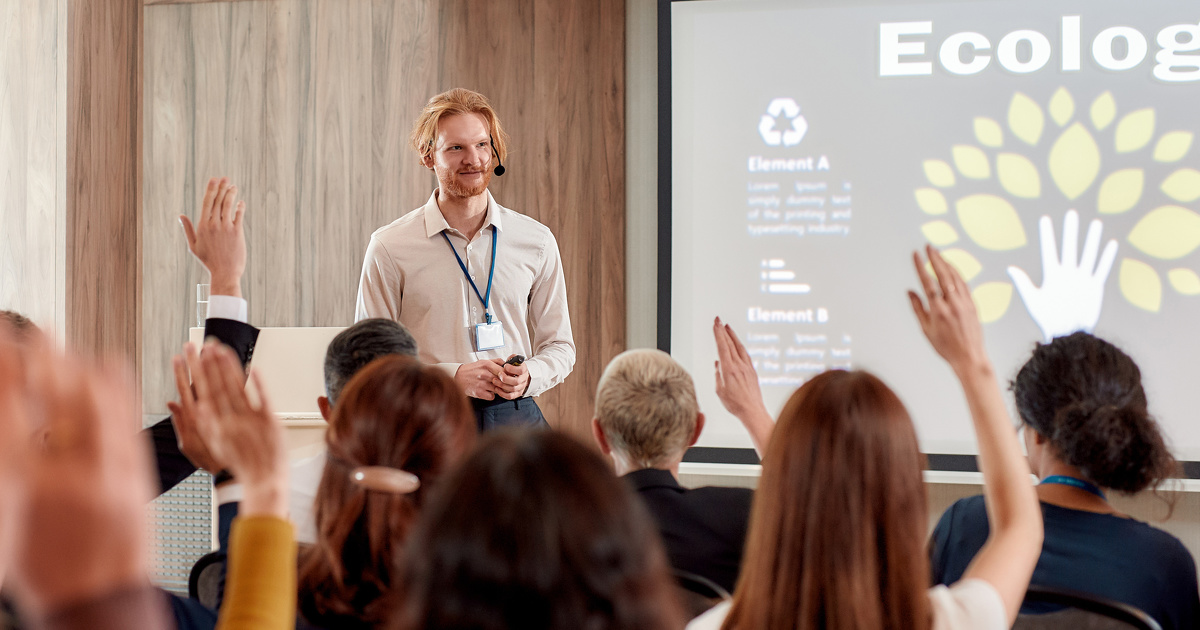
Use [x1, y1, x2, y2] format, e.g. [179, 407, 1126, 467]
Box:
[216, 515, 297, 630]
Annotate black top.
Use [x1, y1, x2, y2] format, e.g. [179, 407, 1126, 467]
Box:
[624, 468, 754, 593]
[147, 317, 259, 495]
[930, 494, 1200, 630]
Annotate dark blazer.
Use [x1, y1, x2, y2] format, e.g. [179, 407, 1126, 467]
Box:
[624, 468, 754, 593]
[147, 318, 259, 494]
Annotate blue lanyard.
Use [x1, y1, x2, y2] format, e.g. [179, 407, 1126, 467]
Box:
[1040, 475, 1106, 500]
[442, 226, 497, 323]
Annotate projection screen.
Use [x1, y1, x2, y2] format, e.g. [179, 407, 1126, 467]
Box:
[664, 0, 1200, 472]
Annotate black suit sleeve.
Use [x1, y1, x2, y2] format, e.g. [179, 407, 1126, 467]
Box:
[148, 318, 260, 495]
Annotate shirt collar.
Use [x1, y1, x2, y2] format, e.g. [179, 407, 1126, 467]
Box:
[423, 189, 504, 238]
[623, 467, 685, 492]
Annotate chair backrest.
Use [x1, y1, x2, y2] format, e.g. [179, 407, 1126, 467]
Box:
[673, 569, 730, 620]
[1013, 585, 1163, 630]
[188, 550, 226, 610]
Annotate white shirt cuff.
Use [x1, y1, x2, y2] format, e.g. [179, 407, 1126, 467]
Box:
[215, 481, 243, 505]
[206, 295, 248, 323]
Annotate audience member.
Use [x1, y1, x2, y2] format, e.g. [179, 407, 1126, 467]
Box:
[188, 342, 296, 630]
[285, 318, 420, 542]
[151, 176, 260, 494]
[592, 349, 752, 593]
[689, 247, 1043, 630]
[0, 312, 34, 340]
[204, 356, 475, 630]
[152, 176, 422, 544]
[207, 317, 422, 545]
[0, 327, 296, 630]
[930, 331, 1199, 629]
[394, 429, 686, 630]
[0, 329, 171, 630]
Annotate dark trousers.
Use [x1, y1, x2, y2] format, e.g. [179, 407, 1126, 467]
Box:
[471, 396, 548, 432]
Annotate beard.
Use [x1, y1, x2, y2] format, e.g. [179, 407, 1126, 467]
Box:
[439, 167, 491, 199]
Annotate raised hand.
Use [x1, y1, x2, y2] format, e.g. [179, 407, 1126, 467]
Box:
[181, 177, 247, 298]
[0, 327, 33, 589]
[910, 247, 1043, 625]
[1007, 210, 1118, 342]
[166, 343, 223, 473]
[713, 317, 774, 456]
[11, 345, 154, 617]
[908, 245, 988, 376]
[189, 342, 287, 518]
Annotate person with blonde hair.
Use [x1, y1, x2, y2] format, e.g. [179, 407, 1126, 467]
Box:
[356, 88, 575, 431]
[592, 349, 754, 594]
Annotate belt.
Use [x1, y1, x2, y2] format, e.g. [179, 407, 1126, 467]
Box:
[471, 396, 534, 410]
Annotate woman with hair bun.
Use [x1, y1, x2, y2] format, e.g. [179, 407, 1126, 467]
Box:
[930, 331, 1199, 629]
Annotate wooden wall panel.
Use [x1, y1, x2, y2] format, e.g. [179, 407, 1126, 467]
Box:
[143, 5, 196, 410]
[144, 1, 319, 411]
[66, 0, 141, 367]
[143, 0, 625, 443]
[0, 0, 65, 330]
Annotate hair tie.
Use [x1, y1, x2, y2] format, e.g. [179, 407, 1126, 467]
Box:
[351, 466, 421, 495]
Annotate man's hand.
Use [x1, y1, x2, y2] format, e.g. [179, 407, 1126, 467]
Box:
[1007, 210, 1118, 342]
[713, 317, 774, 456]
[181, 177, 247, 298]
[491, 356, 530, 400]
[165, 343, 223, 474]
[455, 360, 504, 400]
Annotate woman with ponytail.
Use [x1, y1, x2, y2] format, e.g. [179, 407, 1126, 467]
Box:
[194, 354, 475, 630]
[293, 356, 475, 629]
[930, 331, 1199, 629]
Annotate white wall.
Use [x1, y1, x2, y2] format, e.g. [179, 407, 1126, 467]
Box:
[0, 0, 67, 332]
[625, 0, 659, 350]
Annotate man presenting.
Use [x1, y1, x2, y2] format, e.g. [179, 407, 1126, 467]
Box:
[355, 88, 575, 430]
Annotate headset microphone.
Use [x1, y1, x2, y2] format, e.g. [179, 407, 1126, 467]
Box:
[490, 135, 506, 176]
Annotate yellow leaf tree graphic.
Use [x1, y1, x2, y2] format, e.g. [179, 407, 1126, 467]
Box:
[915, 89, 1200, 321]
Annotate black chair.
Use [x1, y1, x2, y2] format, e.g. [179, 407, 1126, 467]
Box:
[672, 569, 730, 620]
[1014, 585, 1163, 630]
[187, 550, 226, 609]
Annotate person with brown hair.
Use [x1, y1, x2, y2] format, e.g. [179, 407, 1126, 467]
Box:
[294, 355, 475, 629]
[195, 355, 475, 630]
[356, 87, 575, 431]
[690, 247, 1042, 630]
[931, 331, 1199, 629]
[393, 429, 687, 630]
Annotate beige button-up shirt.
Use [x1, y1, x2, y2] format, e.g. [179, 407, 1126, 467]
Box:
[355, 190, 575, 398]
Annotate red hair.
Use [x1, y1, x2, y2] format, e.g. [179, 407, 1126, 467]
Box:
[409, 88, 510, 165]
[297, 356, 475, 627]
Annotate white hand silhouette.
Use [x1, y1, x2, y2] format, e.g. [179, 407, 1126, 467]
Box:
[1007, 210, 1118, 342]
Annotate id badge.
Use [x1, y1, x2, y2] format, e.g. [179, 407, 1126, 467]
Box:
[475, 321, 505, 351]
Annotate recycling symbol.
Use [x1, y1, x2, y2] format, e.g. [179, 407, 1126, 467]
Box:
[758, 98, 808, 147]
